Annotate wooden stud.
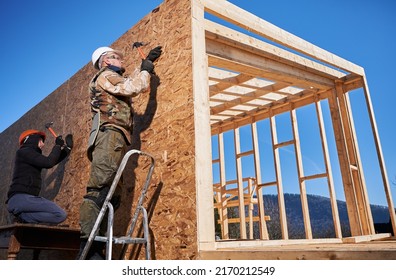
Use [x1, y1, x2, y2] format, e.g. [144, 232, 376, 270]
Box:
[192, 0, 216, 250]
[234, 127, 247, 239]
[291, 107, 313, 239]
[315, 99, 342, 238]
[361, 76, 396, 235]
[205, 20, 347, 80]
[343, 90, 374, 234]
[270, 113, 288, 239]
[218, 132, 229, 239]
[202, 0, 365, 75]
[251, 122, 269, 240]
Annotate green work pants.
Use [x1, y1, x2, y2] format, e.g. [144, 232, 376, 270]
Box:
[80, 128, 126, 239]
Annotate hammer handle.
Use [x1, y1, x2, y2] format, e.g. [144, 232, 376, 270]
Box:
[48, 127, 58, 138]
[137, 47, 146, 59]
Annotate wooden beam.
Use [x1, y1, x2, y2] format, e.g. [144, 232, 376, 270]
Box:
[207, 41, 335, 90]
[202, 0, 364, 75]
[209, 73, 254, 96]
[329, 82, 374, 236]
[215, 238, 342, 249]
[210, 81, 292, 115]
[211, 89, 332, 135]
[200, 243, 396, 260]
[300, 172, 328, 182]
[343, 74, 364, 92]
[342, 233, 391, 244]
[217, 216, 271, 225]
[343, 91, 374, 234]
[328, 85, 362, 236]
[192, 0, 216, 250]
[205, 20, 347, 80]
[361, 76, 396, 236]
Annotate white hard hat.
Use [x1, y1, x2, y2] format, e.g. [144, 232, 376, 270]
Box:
[91, 46, 123, 69]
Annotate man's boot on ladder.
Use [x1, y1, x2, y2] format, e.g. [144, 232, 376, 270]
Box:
[76, 239, 105, 260]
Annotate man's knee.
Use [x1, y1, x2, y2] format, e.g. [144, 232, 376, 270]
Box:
[83, 187, 110, 209]
[54, 209, 67, 224]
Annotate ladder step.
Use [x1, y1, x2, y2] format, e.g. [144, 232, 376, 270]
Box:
[114, 237, 147, 244]
[95, 236, 147, 244]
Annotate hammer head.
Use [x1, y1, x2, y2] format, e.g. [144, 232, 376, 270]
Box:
[132, 42, 145, 49]
[45, 122, 54, 129]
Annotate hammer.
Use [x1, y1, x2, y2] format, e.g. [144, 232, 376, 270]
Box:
[132, 42, 147, 59]
[45, 122, 58, 138]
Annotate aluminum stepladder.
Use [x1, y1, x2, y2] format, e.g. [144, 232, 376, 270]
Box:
[79, 149, 155, 260]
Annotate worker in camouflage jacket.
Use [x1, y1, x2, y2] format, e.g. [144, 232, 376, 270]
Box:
[77, 45, 162, 260]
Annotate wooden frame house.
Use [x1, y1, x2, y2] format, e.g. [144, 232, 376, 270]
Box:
[192, 0, 396, 259]
[1, 0, 395, 260]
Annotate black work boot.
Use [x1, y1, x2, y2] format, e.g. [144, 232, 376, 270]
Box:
[89, 241, 106, 260]
[76, 239, 87, 260]
[76, 239, 105, 260]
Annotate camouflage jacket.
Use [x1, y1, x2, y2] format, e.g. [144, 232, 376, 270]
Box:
[89, 66, 150, 144]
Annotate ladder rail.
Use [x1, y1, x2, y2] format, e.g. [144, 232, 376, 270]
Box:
[118, 154, 155, 259]
[105, 203, 114, 260]
[79, 149, 155, 260]
[141, 206, 150, 260]
[126, 155, 155, 237]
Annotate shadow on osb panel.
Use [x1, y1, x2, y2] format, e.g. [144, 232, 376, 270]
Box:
[41, 156, 70, 201]
[112, 75, 161, 259]
[120, 181, 163, 260]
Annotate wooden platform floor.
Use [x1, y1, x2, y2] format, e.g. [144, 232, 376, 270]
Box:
[0, 223, 80, 260]
[199, 237, 396, 260]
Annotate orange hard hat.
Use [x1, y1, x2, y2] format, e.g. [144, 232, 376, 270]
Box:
[19, 129, 46, 146]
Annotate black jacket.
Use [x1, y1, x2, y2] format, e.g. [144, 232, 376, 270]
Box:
[7, 134, 69, 200]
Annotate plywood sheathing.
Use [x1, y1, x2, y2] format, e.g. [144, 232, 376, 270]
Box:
[0, 0, 395, 260]
[0, 75, 92, 230]
[0, 0, 199, 260]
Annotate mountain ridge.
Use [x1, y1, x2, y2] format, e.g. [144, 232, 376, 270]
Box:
[217, 193, 393, 239]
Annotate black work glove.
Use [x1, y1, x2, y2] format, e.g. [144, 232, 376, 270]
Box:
[141, 59, 154, 73]
[146, 46, 162, 62]
[65, 134, 73, 150]
[55, 135, 64, 146]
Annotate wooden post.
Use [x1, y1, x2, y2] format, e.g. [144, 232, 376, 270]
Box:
[291, 107, 313, 239]
[328, 82, 374, 236]
[192, 0, 216, 250]
[218, 132, 229, 239]
[7, 234, 20, 260]
[234, 127, 247, 239]
[361, 76, 396, 235]
[315, 98, 342, 238]
[251, 121, 269, 239]
[270, 113, 288, 239]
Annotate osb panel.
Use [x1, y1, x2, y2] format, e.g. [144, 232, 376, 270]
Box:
[0, 0, 197, 260]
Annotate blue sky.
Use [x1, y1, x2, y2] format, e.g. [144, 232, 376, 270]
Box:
[1, 0, 395, 206]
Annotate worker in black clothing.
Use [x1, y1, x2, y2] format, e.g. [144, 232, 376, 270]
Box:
[6, 129, 73, 225]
